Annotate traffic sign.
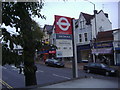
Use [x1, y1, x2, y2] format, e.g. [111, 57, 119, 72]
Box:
[55, 15, 72, 34]
[54, 15, 73, 57]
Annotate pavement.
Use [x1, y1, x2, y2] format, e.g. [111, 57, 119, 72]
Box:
[30, 77, 119, 89]
[32, 60, 120, 89]
[40, 77, 119, 88]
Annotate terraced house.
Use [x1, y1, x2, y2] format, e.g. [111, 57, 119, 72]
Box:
[75, 10, 112, 63]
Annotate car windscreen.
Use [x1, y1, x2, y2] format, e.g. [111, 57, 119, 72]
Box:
[53, 59, 58, 62]
[101, 64, 108, 68]
[46, 59, 60, 62]
[88, 63, 96, 67]
[50, 59, 59, 62]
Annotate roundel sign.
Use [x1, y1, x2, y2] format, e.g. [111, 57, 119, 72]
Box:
[55, 15, 72, 34]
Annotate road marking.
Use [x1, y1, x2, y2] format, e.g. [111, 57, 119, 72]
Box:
[37, 70, 44, 73]
[12, 68, 19, 71]
[0, 79, 13, 89]
[11, 65, 16, 68]
[52, 74, 71, 79]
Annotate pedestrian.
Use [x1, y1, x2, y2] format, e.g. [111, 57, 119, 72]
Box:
[19, 66, 22, 74]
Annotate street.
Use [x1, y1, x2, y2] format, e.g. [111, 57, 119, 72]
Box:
[1, 63, 119, 89]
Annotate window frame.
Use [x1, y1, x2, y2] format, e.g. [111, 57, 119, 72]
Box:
[79, 34, 82, 42]
[84, 33, 88, 42]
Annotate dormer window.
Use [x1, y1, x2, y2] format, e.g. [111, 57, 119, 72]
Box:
[80, 20, 85, 29]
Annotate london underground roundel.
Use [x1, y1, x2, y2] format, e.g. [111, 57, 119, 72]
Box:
[55, 15, 72, 34]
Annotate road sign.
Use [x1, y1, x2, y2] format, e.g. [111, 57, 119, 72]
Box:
[54, 15, 78, 78]
[56, 39, 73, 57]
[54, 15, 73, 57]
[55, 15, 72, 34]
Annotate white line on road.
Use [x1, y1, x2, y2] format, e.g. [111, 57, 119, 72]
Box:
[12, 69, 19, 71]
[37, 70, 44, 73]
[52, 74, 71, 79]
[11, 65, 16, 68]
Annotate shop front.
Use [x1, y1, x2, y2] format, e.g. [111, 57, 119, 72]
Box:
[49, 50, 56, 59]
[92, 48, 113, 65]
[77, 44, 91, 63]
[92, 41, 114, 65]
[114, 47, 120, 66]
[37, 49, 56, 62]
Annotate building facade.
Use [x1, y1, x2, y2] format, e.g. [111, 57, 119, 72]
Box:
[92, 31, 114, 65]
[43, 25, 53, 44]
[75, 12, 93, 62]
[75, 10, 112, 63]
[91, 10, 112, 39]
[113, 29, 120, 65]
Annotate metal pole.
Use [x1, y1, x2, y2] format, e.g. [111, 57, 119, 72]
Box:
[85, 0, 96, 63]
[72, 18, 78, 78]
[92, 41, 96, 63]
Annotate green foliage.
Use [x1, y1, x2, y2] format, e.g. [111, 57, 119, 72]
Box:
[2, 43, 23, 66]
[2, 1, 45, 66]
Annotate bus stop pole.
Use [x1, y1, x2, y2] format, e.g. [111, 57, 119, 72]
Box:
[72, 18, 78, 78]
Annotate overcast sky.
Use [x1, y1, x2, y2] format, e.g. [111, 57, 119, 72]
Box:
[2, 0, 119, 34]
[33, 0, 119, 29]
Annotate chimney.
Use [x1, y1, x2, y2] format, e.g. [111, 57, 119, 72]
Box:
[94, 10, 98, 14]
[105, 13, 108, 18]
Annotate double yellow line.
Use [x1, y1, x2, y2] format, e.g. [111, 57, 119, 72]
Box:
[0, 79, 13, 89]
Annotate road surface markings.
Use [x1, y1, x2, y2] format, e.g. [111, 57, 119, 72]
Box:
[0, 79, 13, 89]
[11, 65, 16, 68]
[52, 74, 71, 79]
[37, 70, 44, 73]
[12, 68, 19, 71]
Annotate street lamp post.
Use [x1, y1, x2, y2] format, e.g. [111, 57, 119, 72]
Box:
[84, 0, 97, 63]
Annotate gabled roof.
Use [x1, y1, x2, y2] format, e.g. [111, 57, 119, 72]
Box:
[95, 10, 111, 24]
[43, 25, 53, 34]
[81, 12, 94, 25]
[80, 10, 110, 25]
[97, 10, 108, 18]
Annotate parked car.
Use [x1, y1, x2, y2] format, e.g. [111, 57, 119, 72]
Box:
[83, 63, 118, 76]
[45, 59, 64, 67]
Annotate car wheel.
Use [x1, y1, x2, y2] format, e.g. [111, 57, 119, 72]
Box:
[105, 72, 109, 76]
[86, 69, 90, 73]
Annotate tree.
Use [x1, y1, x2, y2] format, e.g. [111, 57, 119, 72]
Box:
[2, 1, 45, 86]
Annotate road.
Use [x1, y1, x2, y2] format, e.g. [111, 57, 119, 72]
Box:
[1, 63, 119, 89]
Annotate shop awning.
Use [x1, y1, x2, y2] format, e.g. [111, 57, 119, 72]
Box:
[115, 47, 120, 50]
[49, 51, 56, 54]
[92, 48, 112, 54]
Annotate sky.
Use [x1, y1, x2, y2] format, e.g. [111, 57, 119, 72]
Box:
[33, 0, 119, 29]
[2, 0, 119, 34]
